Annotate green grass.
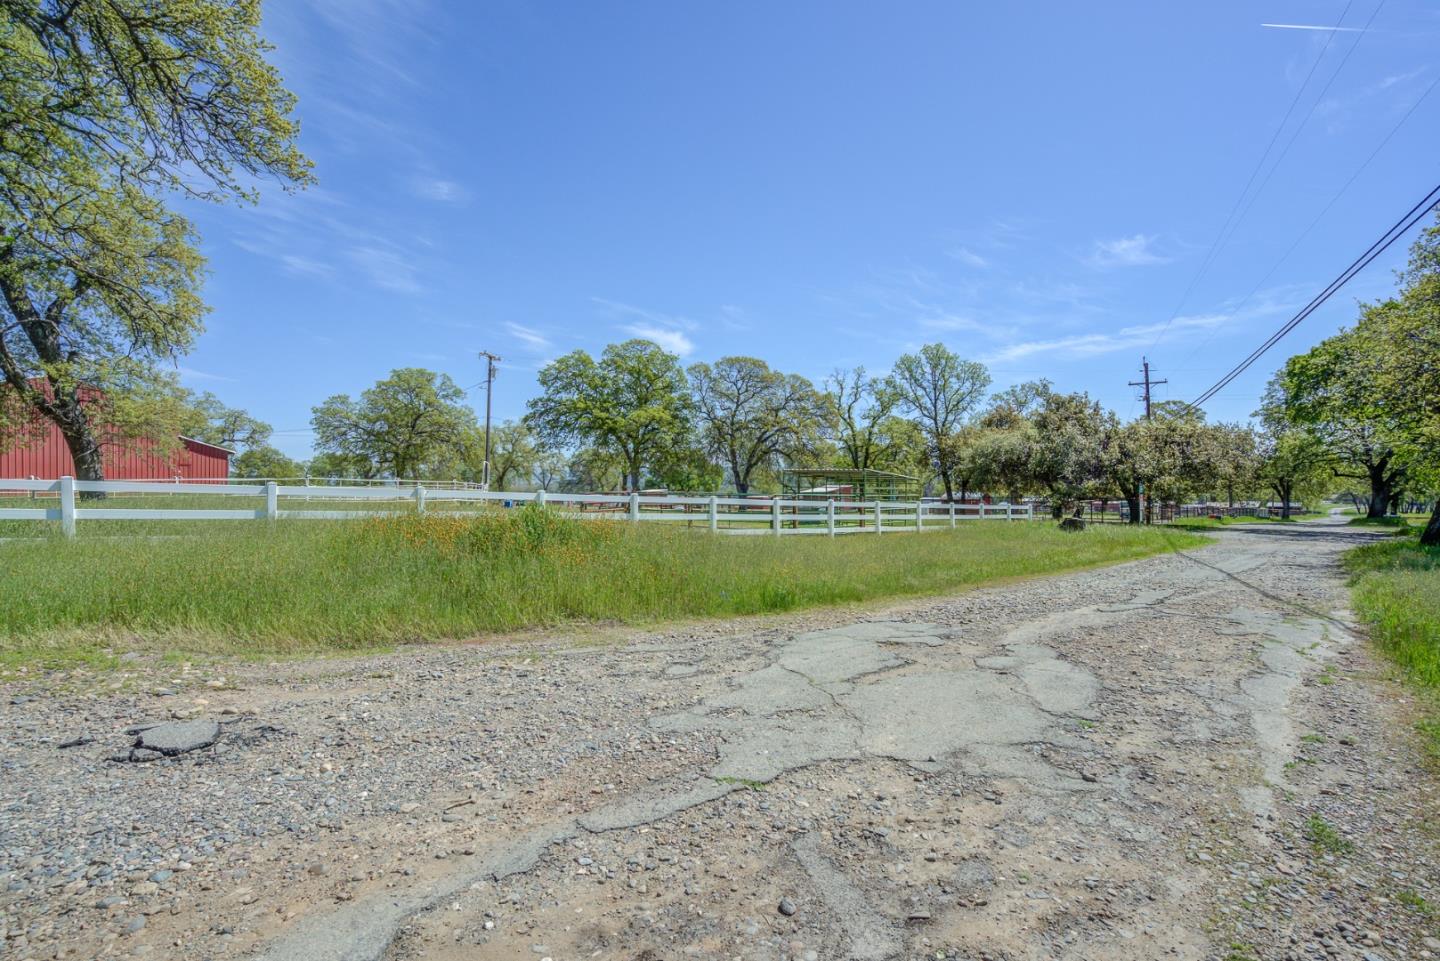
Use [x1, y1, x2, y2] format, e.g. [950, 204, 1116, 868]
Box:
[1305, 814, 1354, 855]
[1396, 888, 1434, 916]
[1347, 515, 1417, 531]
[1345, 536, 1440, 756]
[0, 508, 1207, 667]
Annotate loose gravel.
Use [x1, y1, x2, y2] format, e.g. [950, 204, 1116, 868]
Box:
[1, 516, 1436, 961]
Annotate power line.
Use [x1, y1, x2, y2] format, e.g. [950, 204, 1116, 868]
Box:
[1185, 180, 1440, 411]
[1210, 0, 1386, 269]
[1146, 0, 1356, 353]
[1174, 68, 1439, 369]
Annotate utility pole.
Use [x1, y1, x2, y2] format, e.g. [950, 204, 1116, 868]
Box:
[1129, 357, 1167, 421]
[1129, 357, 1167, 524]
[478, 351, 501, 490]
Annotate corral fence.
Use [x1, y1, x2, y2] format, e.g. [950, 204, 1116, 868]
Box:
[0, 477, 1033, 538]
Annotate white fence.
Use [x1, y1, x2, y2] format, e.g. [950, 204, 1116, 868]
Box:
[0, 477, 1033, 538]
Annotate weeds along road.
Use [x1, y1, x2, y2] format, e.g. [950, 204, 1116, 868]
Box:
[3, 516, 1438, 961]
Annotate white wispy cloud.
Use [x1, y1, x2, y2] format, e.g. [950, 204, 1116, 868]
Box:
[982, 314, 1222, 363]
[919, 314, 988, 333]
[1086, 234, 1170, 268]
[410, 176, 469, 203]
[175, 366, 235, 383]
[279, 254, 335, 278]
[591, 297, 700, 355]
[1261, 23, 1363, 32]
[505, 322, 551, 352]
[622, 324, 695, 357]
[347, 246, 423, 293]
[981, 290, 1297, 363]
[591, 297, 701, 331]
[946, 246, 991, 269]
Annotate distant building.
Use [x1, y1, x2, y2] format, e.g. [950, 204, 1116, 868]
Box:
[0, 386, 232, 481]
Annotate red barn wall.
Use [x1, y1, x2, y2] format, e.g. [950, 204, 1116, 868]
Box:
[0, 418, 231, 481]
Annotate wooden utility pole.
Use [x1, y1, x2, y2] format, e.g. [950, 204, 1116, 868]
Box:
[478, 351, 501, 489]
[1129, 357, 1167, 420]
[1130, 357, 1167, 524]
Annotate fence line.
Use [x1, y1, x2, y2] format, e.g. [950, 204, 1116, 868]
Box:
[0, 477, 1033, 538]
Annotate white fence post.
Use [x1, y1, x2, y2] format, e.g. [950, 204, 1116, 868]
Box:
[826, 498, 836, 537]
[979, 501, 987, 520]
[414, 484, 427, 514]
[771, 497, 781, 536]
[59, 475, 76, 538]
[708, 495, 718, 532]
[536, 489, 547, 509]
[949, 502, 957, 528]
[265, 481, 279, 520]
[915, 500, 924, 533]
[874, 501, 882, 534]
[628, 492, 640, 523]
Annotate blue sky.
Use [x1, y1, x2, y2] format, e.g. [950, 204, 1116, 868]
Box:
[177, 1, 1440, 459]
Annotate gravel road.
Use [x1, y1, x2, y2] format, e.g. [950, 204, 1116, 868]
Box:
[3, 516, 1439, 961]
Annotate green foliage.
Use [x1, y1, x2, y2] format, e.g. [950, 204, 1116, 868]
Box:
[485, 421, 540, 489]
[178, 390, 272, 451]
[645, 442, 725, 492]
[0, 512, 1205, 662]
[888, 344, 991, 498]
[1346, 539, 1440, 687]
[305, 451, 379, 481]
[311, 368, 477, 479]
[1304, 814, 1353, 855]
[0, 0, 309, 478]
[1028, 389, 1110, 514]
[231, 445, 303, 479]
[525, 339, 692, 491]
[688, 356, 829, 493]
[823, 368, 923, 475]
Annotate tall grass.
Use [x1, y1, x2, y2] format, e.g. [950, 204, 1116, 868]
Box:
[0, 509, 1206, 665]
[1346, 538, 1440, 688]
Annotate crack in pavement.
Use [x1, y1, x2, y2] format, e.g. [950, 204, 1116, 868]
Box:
[255, 610, 1156, 961]
[791, 832, 900, 961]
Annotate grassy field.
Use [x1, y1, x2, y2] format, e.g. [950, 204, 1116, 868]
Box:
[0, 508, 1207, 667]
[1345, 536, 1440, 755]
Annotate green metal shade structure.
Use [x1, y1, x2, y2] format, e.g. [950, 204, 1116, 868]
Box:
[779, 467, 920, 502]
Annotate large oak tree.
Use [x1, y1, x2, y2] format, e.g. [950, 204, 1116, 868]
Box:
[525, 340, 692, 491]
[0, 0, 310, 480]
[689, 356, 827, 494]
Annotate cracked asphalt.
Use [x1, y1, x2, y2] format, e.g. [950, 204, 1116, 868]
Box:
[3, 515, 1439, 961]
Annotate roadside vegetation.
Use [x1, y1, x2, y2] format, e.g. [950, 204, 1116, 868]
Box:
[0, 509, 1205, 667]
[1345, 536, 1440, 754]
[1167, 512, 1319, 531]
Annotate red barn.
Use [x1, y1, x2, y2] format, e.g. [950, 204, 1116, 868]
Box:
[0, 386, 232, 481]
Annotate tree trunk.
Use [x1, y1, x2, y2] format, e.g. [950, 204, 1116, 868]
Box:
[735, 479, 749, 495]
[1422, 502, 1440, 547]
[50, 386, 107, 499]
[1279, 480, 1293, 520]
[1367, 463, 1391, 518]
[1226, 480, 1235, 509]
[1125, 494, 1141, 525]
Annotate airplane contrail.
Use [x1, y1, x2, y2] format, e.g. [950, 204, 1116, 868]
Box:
[1261, 22, 1363, 32]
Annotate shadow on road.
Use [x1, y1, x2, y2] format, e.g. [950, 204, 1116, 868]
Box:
[1217, 522, 1398, 547]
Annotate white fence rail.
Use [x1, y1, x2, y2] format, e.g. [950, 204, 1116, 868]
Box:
[0, 477, 1033, 538]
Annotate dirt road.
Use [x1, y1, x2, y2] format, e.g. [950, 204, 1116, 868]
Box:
[3, 517, 1438, 961]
